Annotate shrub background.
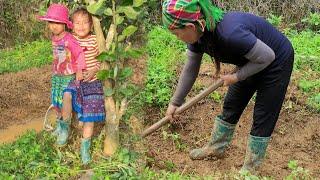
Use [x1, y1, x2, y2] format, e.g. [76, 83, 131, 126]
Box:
[0, 0, 319, 49]
[0, 0, 46, 49]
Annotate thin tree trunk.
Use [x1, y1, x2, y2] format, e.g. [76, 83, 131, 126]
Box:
[103, 0, 128, 156]
[86, 0, 128, 157]
[104, 98, 127, 155]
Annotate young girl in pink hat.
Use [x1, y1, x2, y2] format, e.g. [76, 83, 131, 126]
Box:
[38, 4, 86, 146]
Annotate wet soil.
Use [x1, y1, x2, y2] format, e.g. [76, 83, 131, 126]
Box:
[0, 65, 51, 129]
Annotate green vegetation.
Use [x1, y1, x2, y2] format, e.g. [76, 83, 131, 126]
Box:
[1, 131, 313, 179]
[302, 12, 320, 31]
[288, 30, 320, 71]
[0, 0, 45, 48]
[285, 160, 312, 180]
[209, 91, 223, 103]
[267, 14, 283, 27]
[0, 130, 195, 179]
[0, 40, 52, 74]
[0, 131, 152, 179]
[144, 27, 185, 107]
[162, 131, 187, 151]
[288, 30, 320, 111]
[0, 131, 76, 178]
[0, 23, 319, 179]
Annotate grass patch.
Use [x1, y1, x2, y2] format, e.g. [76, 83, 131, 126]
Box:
[143, 26, 185, 107]
[0, 40, 51, 74]
[288, 30, 320, 71]
[0, 130, 200, 179]
[288, 31, 320, 111]
[0, 130, 139, 179]
[0, 131, 76, 179]
[0, 128, 314, 180]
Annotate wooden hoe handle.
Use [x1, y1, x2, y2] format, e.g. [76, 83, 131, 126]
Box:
[141, 79, 224, 138]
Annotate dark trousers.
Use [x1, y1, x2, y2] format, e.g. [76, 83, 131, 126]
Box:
[222, 52, 294, 137]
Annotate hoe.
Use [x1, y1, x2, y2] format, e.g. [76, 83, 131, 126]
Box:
[141, 76, 226, 138]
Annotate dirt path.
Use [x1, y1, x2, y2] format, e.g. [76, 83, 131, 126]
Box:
[0, 61, 319, 178]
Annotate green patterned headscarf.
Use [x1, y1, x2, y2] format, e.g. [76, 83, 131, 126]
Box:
[162, 0, 224, 31]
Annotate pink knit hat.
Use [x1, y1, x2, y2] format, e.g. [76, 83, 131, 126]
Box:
[38, 4, 73, 29]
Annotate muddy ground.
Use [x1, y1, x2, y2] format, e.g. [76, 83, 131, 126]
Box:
[0, 66, 51, 129]
[0, 60, 319, 178]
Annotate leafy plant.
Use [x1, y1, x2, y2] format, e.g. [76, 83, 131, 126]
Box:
[267, 14, 283, 27]
[209, 91, 222, 103]
[302, 12, 320, 31]
[171, 133, 187, 151]
[307, 93, 320, 112]
[238, 169, 260, 180]
[162, 131, 186, 151]
[88, 0, 144, 100]
[84, 0, 146, 156]
[285, 160, 312, 180]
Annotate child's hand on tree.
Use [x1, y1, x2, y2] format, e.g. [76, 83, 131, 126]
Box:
[83, 67, 99, 82]
[76, 71, 84, 81]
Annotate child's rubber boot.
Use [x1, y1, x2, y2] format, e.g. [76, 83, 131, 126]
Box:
[240, 135, 270, 173]
[189, 115, 236, 160]
[52, 118, 62, 136]
[81, 138, 91, 165]
[56, 120, 70, 146]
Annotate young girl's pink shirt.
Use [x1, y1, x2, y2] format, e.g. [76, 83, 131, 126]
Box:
[51, 32, 86, 75]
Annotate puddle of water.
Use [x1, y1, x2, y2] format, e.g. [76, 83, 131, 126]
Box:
[0, 108, 56, 144]
[0, 118, 43, 144]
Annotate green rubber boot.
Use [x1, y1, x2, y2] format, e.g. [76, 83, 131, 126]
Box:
[81, 138, 91, 165]
[189, 115, 236, 160]
[52, 118, 62, 136]
[240, 135, 270, 173]
[56, 120, 70, 146]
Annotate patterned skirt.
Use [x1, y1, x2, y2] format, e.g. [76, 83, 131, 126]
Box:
[51, 75, 75, 111]
[64, 80, 106, 122]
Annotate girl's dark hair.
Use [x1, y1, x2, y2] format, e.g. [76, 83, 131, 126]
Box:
[71, 7, 93, 24]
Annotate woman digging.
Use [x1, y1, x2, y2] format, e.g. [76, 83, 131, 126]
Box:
[162, 0, 294, 173]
